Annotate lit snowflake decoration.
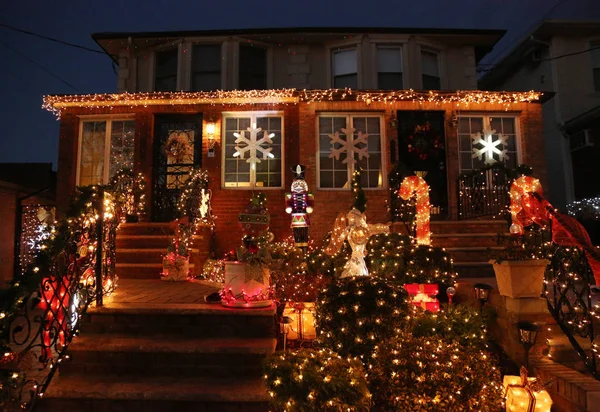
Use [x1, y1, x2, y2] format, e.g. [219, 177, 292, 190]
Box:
[471, 124, 508, 165]
[233, 123, 275, 168]
[328, 127, 369, 165]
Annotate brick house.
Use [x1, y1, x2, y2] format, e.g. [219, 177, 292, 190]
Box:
[44, 27, 547, 276]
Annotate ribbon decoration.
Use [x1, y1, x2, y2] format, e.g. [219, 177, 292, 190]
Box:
[509, 176, 543, 235]
[504, 366, 550, 412]
[399, 176, 431, 245]
[521, 192, 600, 285]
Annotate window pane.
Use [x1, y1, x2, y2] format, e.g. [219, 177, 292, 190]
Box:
[421, 51, 439, 77]
[109, 120, 135, 179]
[333, 74, 358, 89]
[239, 45, 267, 90]
[422, 74, 441, 90]
[378, 73, 403, 90]
[377, 47, 402, 73]
[155, 48, 178, 92]
[333, 49, 357, 76]
[191, 44, 221, 91]
[80, 121, 106, 186]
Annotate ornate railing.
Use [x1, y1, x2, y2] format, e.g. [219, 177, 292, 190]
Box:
[457, 165, 512, 220]
[0, 187, 118, 410]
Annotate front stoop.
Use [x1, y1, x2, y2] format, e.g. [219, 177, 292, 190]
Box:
[36, 303, 277, 411]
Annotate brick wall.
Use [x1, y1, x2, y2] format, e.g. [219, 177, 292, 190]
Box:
[55, 99, 545, 254]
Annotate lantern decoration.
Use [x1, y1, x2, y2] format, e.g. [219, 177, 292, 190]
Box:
[509, 176, 543, 235]
[403, 283, 440, 312]
[503, 367, 552, 412]
[281, 301, 317, 341]
[399, 175, 431, 245]
[324, 208, 390, 278]
[285, 165, 314, 250]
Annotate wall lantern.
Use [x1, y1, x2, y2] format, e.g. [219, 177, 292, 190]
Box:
[206, 121, 216, 157]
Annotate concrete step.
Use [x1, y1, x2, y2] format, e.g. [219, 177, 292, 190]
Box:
[432, 220, 508, 235]
[117, 249, 199, 264]
[117, 235, 171, 249]
[60, 335, 276, 378]
[116, 263, 194, 279]
[546, 333, 592, 372]
[118, 222, 173, 236]
[81, 304, 277, 339]
[36, 375, 269, 412]
[431, 233, 500, 248]
[446, 246, 502, 263]
[454, 262, 495, 278]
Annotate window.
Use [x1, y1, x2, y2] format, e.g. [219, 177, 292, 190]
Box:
[78, 119, 135, 186]
[421, 50, 441, 90]
[318, 114, 383, 189]
[154, 48, 179, 91]
[377, 46, 403, 89]
[332, 48, 358, 88]
[191, 44, 222, 91]
[458, 115, 518, 174]
[591, 42, 600, 92]
[239, 45, 267, 90]
[223, 113, 283, 188]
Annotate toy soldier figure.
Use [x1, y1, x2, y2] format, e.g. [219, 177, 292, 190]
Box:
[285, 165, 314, 250]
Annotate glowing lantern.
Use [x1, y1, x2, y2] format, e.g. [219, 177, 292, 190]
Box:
[399, 176, 431, 245]
[503, 367, 552, 412]
[282, 302, 317, 340]
[404, 283, 440, 312]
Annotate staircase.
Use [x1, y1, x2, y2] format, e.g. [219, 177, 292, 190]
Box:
[36, 291, 277, 411]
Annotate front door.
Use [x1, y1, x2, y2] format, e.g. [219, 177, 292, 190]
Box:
[397, 111, 448, 217]
[152, 114, 203, 221]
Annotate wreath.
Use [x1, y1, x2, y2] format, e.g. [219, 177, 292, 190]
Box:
[407, 122, 444, 161]
[164, 131, 193, 163]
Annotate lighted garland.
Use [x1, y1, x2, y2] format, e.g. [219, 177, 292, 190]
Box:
[43, 89, 542, 118]
[567, 197, 600, 221]
[108, 168, 146, 222]
[399, 175, 431, 245]
[263, 349, 371, 412]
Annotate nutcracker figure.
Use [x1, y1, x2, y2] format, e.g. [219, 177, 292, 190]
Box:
[285, 165, 314, 250]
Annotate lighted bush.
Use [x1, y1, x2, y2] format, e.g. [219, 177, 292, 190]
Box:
[371, 333, 503, 411]
[315, 276, 409, 367]
[263, 349, 371, 412]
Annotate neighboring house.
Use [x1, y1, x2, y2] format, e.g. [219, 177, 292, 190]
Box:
[43, 27, 546, 262]
[0, 163, 55, 286]
[479, 20, 600, 208]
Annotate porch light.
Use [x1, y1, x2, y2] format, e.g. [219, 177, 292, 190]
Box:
[206, 121, 216, 157]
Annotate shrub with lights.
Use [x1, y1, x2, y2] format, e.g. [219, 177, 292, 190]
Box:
[371, 332, 503, 411]
[315, 276, 409, 365]
[263, 349, 371, 412]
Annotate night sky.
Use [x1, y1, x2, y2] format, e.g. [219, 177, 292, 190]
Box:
[1, 0, 598, 169]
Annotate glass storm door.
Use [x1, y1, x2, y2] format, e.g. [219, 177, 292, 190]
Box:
[152, 114, 203, 221]
[397, 111, 448, 217]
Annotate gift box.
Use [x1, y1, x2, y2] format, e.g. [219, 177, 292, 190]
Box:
[161, 254, 189, 281]
[282, 302, 316, 340]
[222, 261, 272, 308]
[503, 367, 552, 412]
[404, 283, 440, 312]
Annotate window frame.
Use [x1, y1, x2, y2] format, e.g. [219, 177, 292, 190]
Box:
[232, 39, 273, 90]
[188, 42, 226, 91]
[221, 111, 285, 190]
[327, 38, 362, 89]
[152, 41, 183, 92]
[76, 115, 136, 186]
[315, 112, 387, 191]
[456, 113, 522, 174]
[419, 46, 443, 90]
[373, 43, 406, 90]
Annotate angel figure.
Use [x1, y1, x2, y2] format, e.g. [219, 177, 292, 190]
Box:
[324, 208, 390, 278]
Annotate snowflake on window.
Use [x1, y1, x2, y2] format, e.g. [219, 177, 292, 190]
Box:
[328, 127, 369, 165]
[233, 123, 275, 167]
[471, 122, 509, 165]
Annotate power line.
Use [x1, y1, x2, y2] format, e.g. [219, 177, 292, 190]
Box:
[0, 38, 81, 92]
[0, 22, 110, 56]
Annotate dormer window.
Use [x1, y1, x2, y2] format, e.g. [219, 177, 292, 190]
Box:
[154, 48, 178, 91]
[332, 48, 358, 88]
[421, 49, 441, 90]
[376, 46, 403, 90]
[191, 44, 222, 91]
[239, 44, 267, 90]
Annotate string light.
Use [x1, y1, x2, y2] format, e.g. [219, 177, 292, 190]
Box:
[399, 175, 431, 246]
[509, 176, 543, 235]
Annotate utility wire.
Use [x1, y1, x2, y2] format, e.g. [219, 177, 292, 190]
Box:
[0, 38, 81, 92]
[0, 22, 109, 56]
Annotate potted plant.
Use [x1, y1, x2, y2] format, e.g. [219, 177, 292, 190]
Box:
[489, 226, 551, 299]
[162, 217, 192, 281]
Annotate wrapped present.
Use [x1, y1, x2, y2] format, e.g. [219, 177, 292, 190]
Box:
[404, 283, 440, 312]
[161, 254, 189, 281]
[222, 261, 272, 308]
[503, 367, 552, 412]
[282, 302, 317, 340]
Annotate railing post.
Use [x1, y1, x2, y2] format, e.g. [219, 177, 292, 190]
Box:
[95, 188, 104, 307]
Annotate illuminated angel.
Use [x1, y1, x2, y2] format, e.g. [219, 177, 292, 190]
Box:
[324, 208, 390, 278]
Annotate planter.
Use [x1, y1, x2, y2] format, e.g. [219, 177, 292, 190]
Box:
[222, 261, 272, 308]
[161, 255, 189, 281]
[490, 259, 549, 299]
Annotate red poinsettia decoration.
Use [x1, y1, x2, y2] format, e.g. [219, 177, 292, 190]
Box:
[407, 122, 444, 161]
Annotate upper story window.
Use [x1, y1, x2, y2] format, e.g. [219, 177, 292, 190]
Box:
[155, 48, 178, 91]
[191, 44, 222, 91]
[591, 41, 600, 92]
[223, 112, 283, 188]
[239, 45, 267, 90]
[376, 46, 403, 90]
[457, 115, 518, 174]
[421, 49, 441, 90]
[318, 114, 384, 189]
[332, 48, 358, 89]
[78, 119, 135, 186]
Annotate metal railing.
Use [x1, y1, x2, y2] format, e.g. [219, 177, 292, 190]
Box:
[457, 165, 512, 220]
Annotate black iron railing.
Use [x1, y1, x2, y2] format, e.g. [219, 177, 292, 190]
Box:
[457, 165, 512, 220]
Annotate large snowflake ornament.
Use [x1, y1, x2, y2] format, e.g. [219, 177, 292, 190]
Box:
[233, 123, 275, 167]
[328, 127, 369, 165]
[471, 123, 509, 165]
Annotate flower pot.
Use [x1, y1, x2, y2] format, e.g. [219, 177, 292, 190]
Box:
[222, 261, 272, 308]
[161, 255, 189, 281]
[490, 259, 549, 299]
